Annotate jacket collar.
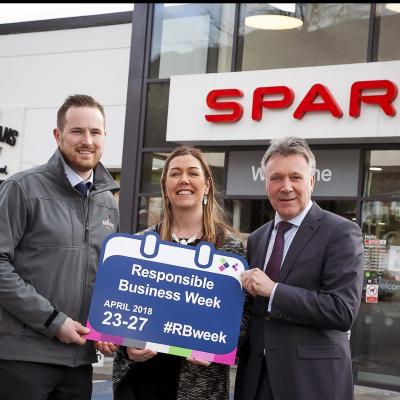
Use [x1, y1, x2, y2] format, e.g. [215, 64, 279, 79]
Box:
[278, 202, 323, 282]
[47, 149, 119, 193]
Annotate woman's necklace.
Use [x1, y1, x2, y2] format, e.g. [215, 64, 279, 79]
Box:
[171, 230, 202, 245]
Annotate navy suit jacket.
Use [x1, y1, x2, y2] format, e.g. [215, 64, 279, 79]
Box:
[235, 203, 364, 400]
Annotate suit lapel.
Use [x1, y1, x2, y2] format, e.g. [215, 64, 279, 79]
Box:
[279, 203, 323, 282]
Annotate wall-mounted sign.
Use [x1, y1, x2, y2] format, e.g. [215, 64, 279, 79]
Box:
[226, 149, 360, 197]
[205, 80, 396, 123]
[0, 107, 24, 181]
[0, 125, 19, 147]
[167, 61, 400, 144]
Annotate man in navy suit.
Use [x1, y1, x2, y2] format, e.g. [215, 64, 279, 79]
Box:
[235, 136, 364, 400]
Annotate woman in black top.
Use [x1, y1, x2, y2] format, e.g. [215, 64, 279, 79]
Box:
[112, 146, 245, 400]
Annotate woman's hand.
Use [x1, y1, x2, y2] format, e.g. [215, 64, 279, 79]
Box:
[187, 357, 211, 367]
[94, 341, 118, 356]
[126, 347, 157, 362]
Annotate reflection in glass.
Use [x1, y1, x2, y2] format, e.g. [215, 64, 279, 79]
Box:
[230, 199, 357, 234]
[352, 201, 400, 392]
[140, 152, 168, 193]
[239, 3, 370, 71]
[362, 201, 400, 250]
[378, 4, 400, 61]
[315, 200, 357, 222]
[228, 199, 274, 234]
[364, 150, 400, 197]
[244, 3, 303, 31]
[150, 3, 235, 79]
[138, 197, 163, 232]
[143, 83, 174, 148]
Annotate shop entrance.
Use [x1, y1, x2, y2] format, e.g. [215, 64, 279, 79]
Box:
[352, 201, 400, 392]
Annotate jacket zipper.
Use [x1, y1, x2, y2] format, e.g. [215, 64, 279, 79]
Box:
[74, 194, 90, 367]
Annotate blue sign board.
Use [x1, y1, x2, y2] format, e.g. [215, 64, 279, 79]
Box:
[86, 232, 247, 365]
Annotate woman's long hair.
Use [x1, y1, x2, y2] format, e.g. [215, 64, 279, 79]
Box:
[159, 146, 231, 248]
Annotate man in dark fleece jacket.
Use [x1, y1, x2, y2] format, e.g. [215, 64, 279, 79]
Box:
[0, 94, 120, 399]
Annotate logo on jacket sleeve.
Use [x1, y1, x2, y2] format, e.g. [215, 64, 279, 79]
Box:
[102, 216, 115, 230]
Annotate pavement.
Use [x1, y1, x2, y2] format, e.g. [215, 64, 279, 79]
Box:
[93, 357, 400, 400]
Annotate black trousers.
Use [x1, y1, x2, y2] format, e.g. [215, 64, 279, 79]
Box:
[0, 360, 92, 400]
[255, 358, 274, 400]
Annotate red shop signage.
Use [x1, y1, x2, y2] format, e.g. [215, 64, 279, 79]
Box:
[205, 80, 398, 123]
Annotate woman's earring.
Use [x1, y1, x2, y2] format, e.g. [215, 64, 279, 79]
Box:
[203, 194, 208, 206]
[165, 197, 170, 205]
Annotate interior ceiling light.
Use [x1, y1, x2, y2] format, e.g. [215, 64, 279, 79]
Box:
[386, 3, 400, 12]
[245, 3, 303, 30]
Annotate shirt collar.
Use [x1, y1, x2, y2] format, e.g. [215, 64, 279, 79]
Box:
[274, 200, 313, 229]
[62, 158, 93, 188]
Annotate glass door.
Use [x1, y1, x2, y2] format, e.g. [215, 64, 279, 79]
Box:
[352, 201, 400, 391]
[352, 150, 400, 391]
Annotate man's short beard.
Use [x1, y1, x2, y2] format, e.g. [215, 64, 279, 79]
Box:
[59, 149, 98, 173]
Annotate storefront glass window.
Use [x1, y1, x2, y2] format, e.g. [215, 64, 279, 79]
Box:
[238, 3, 370, 71]
[140, 151, 226, 195]
[140, 152, 168, 193]
[150, 3, 235, 79]
[227, 199, 274, 234]
[352, 201, 400, 391]
[228, 199, 356, 234]
[364, 150, 400, 197]
[315, 200, 357, 221]
[109, 171, 121, 205]
[377, 4, 400, 61]
[143, 83, 174, 148]
[138, 196, 163, 232]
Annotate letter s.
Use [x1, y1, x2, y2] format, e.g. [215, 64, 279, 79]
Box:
[205, 89, 244, 123]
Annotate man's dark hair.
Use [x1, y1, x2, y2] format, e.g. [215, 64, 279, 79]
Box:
[57, 94, 105, 131]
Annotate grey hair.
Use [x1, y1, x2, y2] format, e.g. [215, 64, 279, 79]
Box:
[261, 136, 316, 176]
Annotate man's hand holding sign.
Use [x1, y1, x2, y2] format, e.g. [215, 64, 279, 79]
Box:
[86, 231, 247, 366]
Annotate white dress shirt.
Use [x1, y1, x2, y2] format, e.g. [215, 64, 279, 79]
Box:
[266, 200, 314, 311]
[63, 161, 93, 195]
